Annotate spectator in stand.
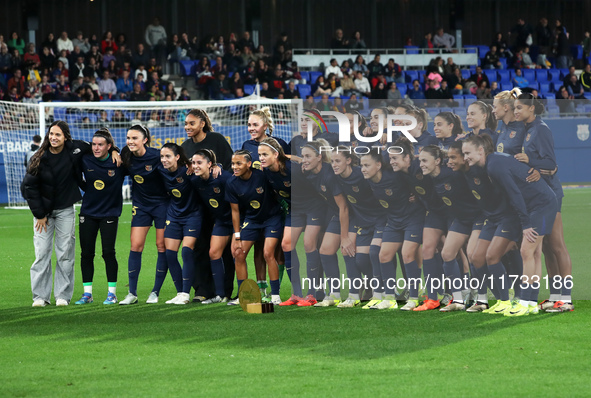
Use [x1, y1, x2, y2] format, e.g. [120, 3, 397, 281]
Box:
[443, 56, 457, 77]
[422, 33, 435, 54]
[52, 60, 69, 82]
[241, 46, 256, 66]
[0, 44, 11, 74]
[340, 72, 357, 96]
[5, 86, 21, 102]
[68, 46, 84, 68]
[88, 34, 100, 48]
[521, 46, 537, 69]
[556, 85, 576, 113]
[555, 19, 568, 36]
[344, 93, 364, 112]
[211, 56, 226, 76]
[367, 54, 384, 78]
[238, 31, 255, 52]
[426, 57, 444, 78]
[112, 110, 129, 127]
[476, 80, 491, 99]
[55, 74, 72, 100]
[468, 66, 490, 89]
[483, 45, 502, 69]
[562, 66, 577, 87]
[230, 71, 244, 97]
[582, 31, 591, 60]
[23, 43, 41, 68]
[72, 31, 90, 54]
[490, 81, 501, 97]
[326, 72, 343, 97]
[303, 95, 316, 110]
[115, 45, 132, 70]
[316, 94, 333, 111]
[491, 32, 511, 58]
[98, 70, 117, 99]
[565, 74, 585, 99]
[408, 79, 427, 105]
[179, 33, 197, 60]
[24, 61, 41, 83]
[313, 75, 332, 96]
[39, 74, 54, 96]
[39, 46, 55, 72]
[86, 44, 103, 66]
[223, 43, 244, 73]
[580, 64, 591, 92]
[253, 45, 269, 63]
[146, 111, 160, 127]
[284, 60, 303, 84]
[353, 55, 369, 76]
[325, 58, 343, 79]
[8, 32, 26, 55]
[40, 33, 57, 56]
[554, 27, 570, 69]
[168, 34, 190, 63]
[330, 29, 349, 51]
[259, 81, 276, 98]
[102, 47, 116, 69]
[448, 67, 466, 94]
[370, 72, 387, 90]
[116, 69, 133, 99]
[105, 59, 118, 80]
[371, 81, 388, 103]
[284, 80, 300, 99]
[83, 57, 100, 80]
[274, 32, 292, 55]
[509, 18, 533, 50]
[353, 70, 371, 97]
[213, 35, 225, 57]
[384, 58, 403, 83]
[349, 31, 367, 50]
[129, 82, 147, 101]
[425, 78, 443, 100]
[132, 43, 150, 69]
[512, 68, 529, 88]
[101, 31, 118, 54]
[115, 33, 126, 50]
[210, 72, 234, 100]
[135, 71, 147, 92]
[387, 82, 402, 104]
[433, 27, 455, 51]
[536, 18, 552, 62]
[340, 60, 353, 76]
[57, 32, 73, 53]
[57, 50, 70, 71]
[147, 57, 163, 78]
[71, 76, 85, 93]
[242, 60, 256, 84]
[512, 47, 525, 69]
[145, 18, 168, 67]
[7, 69, 25, 96]
[178, 87, 191, 100]
[331, 97, 346, 113]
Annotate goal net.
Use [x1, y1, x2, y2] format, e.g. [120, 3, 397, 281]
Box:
[0, 99, 301, 208]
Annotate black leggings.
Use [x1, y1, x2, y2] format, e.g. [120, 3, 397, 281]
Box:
[79, 215, 119, 283]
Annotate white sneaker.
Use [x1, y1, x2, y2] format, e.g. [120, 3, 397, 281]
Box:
[271, 295, 282, 305]
[373, 299, 398, 310]
[201, 295, 224, 304]
[119, 293, 138, 305]
[227, 298, 240, 306]
[400, 299, 419, 311]
[337, 297, 360, 308]
[440, 301, 466, 312]
[165, 293, 190, 305]
[32, 299, 47, 307]
[146, 292, 159, 304]
[313, 295, 339, 307]
[55, 298, 68, 306]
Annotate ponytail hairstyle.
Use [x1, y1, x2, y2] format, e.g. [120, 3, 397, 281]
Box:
[360, 148, 391, 172]
[494, 88, 521, 111]
[393, 136, 415, 161]
[470, 101, 498, 131]
[162, 142, 191, 167]
[302, 139, 331, 163]
[123, 124, 151, 168]
[28, 120, 72, 175]
[194, 148, 217, 165]
[232, 149, 253, 163]
[435, 111, 463, 136]
[350, 110, 368, 132]
[93, 127, 115, 148]
[260, 137, 288, 175]
[420, 145, 446, 166]
[250, 106, 275, 136]
[187, 108, 214, 133]
[464, 133, 495, 156]
[332, 145, 359, 167]
[516, 92, 545, 115]
[406, 107, 428, 132]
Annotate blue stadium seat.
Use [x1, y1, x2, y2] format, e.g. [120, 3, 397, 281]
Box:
[460, 69, 471, 80]
[439, 107, 452, 113]
[465, 47, 477, 54]
[499, 58, 508, 69]
[299, 71, 310, 83]
[453, 107, 467, 118]
[418, 70, 426, 83]
[244, 84, 255, 95]
[501, 82, 513, 91]
[528, 82, 540, 91]
[498, 70, 511, 84]
[405, 70, 419, 83]
[426, 108, 440, 119]
[547, 69, 561, 82]
[398, 85, 407, 96]
[547, 105, 559, 114]
[535, 70, 548, 82]
[404, 45, 419, 54]
[545, 97, 556, 106]
[309, 71, 322, 84]
[484, 69, 497, 82]
[463, 94, 477, 106]
[297, 84, 311, 98]
[584, 104, 591, 113]
[539, 82, 551, 94]
[523, 69, 536, 82]
[571, 44, 583, 60]
[551, 82, 562, 92]
[179, 60, 195, 76]
[477, 45, 490, 59]
[559, 69, 570, 79]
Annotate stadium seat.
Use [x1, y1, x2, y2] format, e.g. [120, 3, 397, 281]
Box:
[499, 58, 508, 69]
[297, 84, 311, 98]
[463, 94, 477, 106]
[418, 70, 426, 83]
[523, 69, 536, 82]
[439, 107, 452, 113]
[484, 69, 498, 82]
[545, 97, 556, 106]
[309, 71, 322, 84]
[244, 84, 255, 95]
[501, 82, 513, 91]
[539, 82, 551, 94]
[404, 45, 419, 54]
[453, 95, 464, 107]
[528, 82, 540, 91]
[397, 85, 407, 96]
[460, 69, 471, 80]
[498, 70, 510, 84]
[179, 60, 195, 76]
[535, 70, 549, 82]
[452, 107, 467, 118]
[559, 69, 570, 79]
[476, 45, 490, 59]
[465, 47, 477, 54]
[405, 70, 419, 83]
[551, 82, 562, 93]
[299, 71, 310, 83]
[571, 44, 583, 60]
[547, 105, 559, 114]
[547, 69, 561, 82]
[584, 104, 591, 113]
[426, 108, 440, 119]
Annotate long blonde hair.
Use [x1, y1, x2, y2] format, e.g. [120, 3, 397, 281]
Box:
[250, 106, 275, 136]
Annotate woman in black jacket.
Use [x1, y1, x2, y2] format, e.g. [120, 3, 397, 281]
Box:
[21, 120, 119, 307]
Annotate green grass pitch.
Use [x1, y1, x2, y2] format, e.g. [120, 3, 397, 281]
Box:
[0, 188, 589, 396]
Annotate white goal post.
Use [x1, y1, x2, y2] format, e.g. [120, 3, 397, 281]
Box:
[0, 99, 302, 208]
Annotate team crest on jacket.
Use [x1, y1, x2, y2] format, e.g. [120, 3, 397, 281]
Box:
[79, 216, 85, 223]
[256, 187, 264, 194]
[176, 177, 184, 183]
[352, 186, 359, 192]
[526, 133, 531, 142]
[108, 170, 115, 177]
[474, 178, 481, 185]
[444, 183, 451, 191]
[73, 148, 81, 154]
[385, 189, 393, 196]
[283, 181, 291, 187]
[320, 184, 327, 192]
[145, 165, 153, 171]
[134, 175, 144, 184]
[213, 187, 220, 194]
[577, 124, 590, 141]
[510, 131, 516, 139]
[415, 173, 423, 180]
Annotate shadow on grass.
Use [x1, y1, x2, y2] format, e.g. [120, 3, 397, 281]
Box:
[0, 302, 570, 359]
